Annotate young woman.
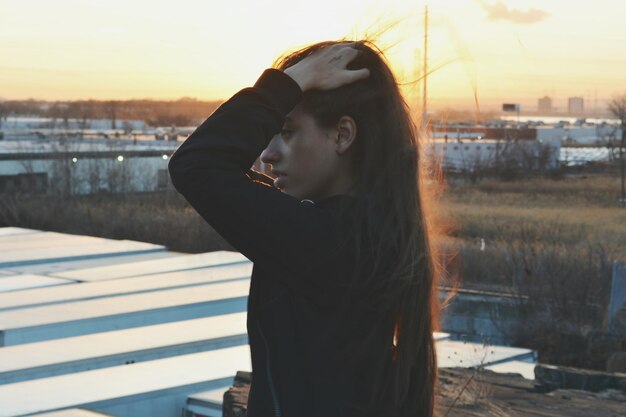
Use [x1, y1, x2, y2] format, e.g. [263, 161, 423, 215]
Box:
[168, 40, 445, 417]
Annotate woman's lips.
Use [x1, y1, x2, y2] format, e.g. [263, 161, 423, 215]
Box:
[273, 174, 287, 189]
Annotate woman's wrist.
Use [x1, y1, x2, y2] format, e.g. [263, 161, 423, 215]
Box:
[253, 69, 303, 117]
[282, 66, 310, 92]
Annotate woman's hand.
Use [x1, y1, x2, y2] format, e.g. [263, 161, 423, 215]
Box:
[282, 42, 370, 92]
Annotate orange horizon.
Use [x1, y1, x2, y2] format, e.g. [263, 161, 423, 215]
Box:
[1, 0, 624, 109]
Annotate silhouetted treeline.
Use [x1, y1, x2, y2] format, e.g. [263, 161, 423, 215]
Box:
[0, 97, 223, 127]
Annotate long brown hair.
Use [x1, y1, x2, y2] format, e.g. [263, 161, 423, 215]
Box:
[273, 39, 453, 417]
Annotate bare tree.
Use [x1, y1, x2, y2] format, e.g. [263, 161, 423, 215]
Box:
[104, 100, 118, 130]
[0, 102, 7, 130]
[608, 94, 626, 206]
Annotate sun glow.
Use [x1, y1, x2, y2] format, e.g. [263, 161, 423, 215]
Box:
[1, 0, 624, 111]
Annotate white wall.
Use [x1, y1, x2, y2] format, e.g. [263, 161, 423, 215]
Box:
[0, 155, 172, 194]
[425, 139, 561, 171]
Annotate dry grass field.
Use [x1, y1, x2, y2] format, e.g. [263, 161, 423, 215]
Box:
[0, 190, 234, 254]
[440, 174, 625, 255]
[1, 171, 624, 369]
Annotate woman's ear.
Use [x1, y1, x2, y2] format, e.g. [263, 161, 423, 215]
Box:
[335, 115, 357, 155]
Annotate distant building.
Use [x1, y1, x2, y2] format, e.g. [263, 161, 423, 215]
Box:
[1, 116, 147, 131]
[538, 96, 552, 113]
[425, 137, 561, 173]
[0, 138, 178, 195]
[568, 97, 584, 114]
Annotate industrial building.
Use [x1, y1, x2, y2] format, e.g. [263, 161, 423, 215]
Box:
[426, 137, 560, 172]
[0, 138, 178, 195]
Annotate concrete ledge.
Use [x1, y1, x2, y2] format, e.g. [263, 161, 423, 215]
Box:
[534, 363, 626, 393]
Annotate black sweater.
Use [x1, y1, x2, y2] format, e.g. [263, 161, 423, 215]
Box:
[168, 68, 399, 417]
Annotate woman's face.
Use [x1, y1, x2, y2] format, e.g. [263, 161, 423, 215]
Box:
[260, 103, 348, 201]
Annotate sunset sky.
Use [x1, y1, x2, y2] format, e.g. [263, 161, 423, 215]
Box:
[1, 0, 624, 112]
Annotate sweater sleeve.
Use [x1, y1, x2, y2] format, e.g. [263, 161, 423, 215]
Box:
[168, 69, 346, 292]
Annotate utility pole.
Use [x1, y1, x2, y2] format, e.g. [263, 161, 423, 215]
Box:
[608, 94, 626, 207]
[413, 48, 422, 124]
[422, 4, 429, 132]
[619, 116, 626, 207]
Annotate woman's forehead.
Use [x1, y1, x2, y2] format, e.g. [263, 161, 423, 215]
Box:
[285, 103, 310, 123]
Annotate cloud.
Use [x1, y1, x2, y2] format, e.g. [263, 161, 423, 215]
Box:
[475, 0, 550, 24]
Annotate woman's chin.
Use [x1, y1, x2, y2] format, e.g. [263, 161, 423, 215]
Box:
[274, 175, 287, 189]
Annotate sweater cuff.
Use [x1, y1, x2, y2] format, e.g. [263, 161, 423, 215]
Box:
[254, 68, 303, 117]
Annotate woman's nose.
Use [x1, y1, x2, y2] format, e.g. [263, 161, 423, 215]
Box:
[260, 135, 281, 164]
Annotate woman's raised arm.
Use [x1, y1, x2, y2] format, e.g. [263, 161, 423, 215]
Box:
[168, 68, 348, 293]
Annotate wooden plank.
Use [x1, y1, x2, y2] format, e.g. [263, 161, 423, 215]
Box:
[28, 409, 115, 417]
[52, 251, 250, 282]
[0, 312, 247, 384]
[0, 280, 250, 346]
[0, 262, 252, 311]
[0, 345, 251, 417]
[0, 227, 40, 237]
[4, 251, 181, 276]
[0, 274, 75, 293]
[0, 232, 165, 268]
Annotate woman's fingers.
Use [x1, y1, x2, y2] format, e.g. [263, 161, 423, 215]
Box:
[283, 43, 369, 91]
[342, 67, 370, 84]
[340, 45, 361, 61]
[329, 45, 360, 67]
[318, 45, 369, 88]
